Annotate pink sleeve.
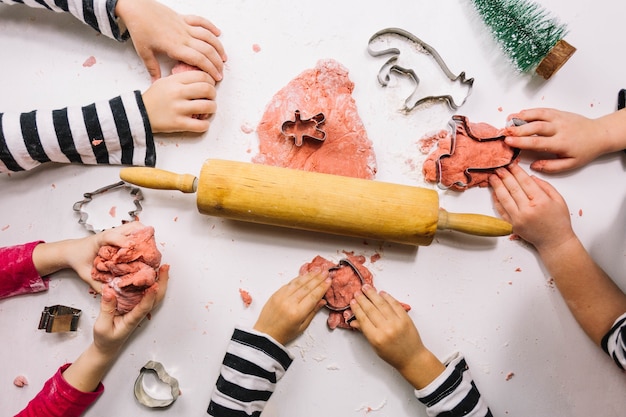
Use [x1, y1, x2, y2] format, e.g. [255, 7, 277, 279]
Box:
[0, 241, 48, 299]
[14, 364, 104, 417]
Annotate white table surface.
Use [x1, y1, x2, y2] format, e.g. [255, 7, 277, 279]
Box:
[1, 0, 625, 416]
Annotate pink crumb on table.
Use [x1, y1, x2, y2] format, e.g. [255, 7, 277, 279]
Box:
[252, 44, 261, 52]
[239, 288, 252, 307]
[13, 375, 28, 387]
[1, 225, 9, 231]
[370, 253, 381, 263]
[82, 56, 96, 67]
[240, 123, 254, 134]
[578, 209, 583, 217]
[505, 372, 515, 381]
[109, 206, 116, 218]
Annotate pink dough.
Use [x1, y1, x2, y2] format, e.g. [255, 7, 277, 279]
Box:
[300, 254, 410, 330]
[253, 59, 376, 179]
[421, 116, 518, 191]
[91, 226, 161, 314]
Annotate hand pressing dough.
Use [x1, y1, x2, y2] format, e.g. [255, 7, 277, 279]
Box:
[171, 62, 210, 120]
[92, 226, 162, 314]
[299, 254, 410, 330]
[254, 59, 377, 179]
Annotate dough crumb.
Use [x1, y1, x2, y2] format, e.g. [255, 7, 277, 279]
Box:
[505, 372, 515, 381]
[239, 288, 252, 307]
[252, 43, 261, 52]
[82, 56, 96, 67]
[13, 375, 28, 387]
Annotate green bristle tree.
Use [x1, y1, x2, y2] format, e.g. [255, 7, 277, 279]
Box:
[469, 0, 576, 79]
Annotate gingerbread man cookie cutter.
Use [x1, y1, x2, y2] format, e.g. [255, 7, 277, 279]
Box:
[281, 110, 327, 146]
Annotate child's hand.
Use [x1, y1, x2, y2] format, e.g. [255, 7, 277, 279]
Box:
[504, 108, 607, 173]
[142, 71, 217, 133]
[489, 163, 576, 251]
[253, 269, 331, 345]
[68, 222, 148, 293]
[61, 265, 169, 393]
[115, 0, 226, 82]
[348, 284, 445, 389]
[93, 264, 169, 357]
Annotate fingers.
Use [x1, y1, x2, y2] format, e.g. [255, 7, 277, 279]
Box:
[155, 264, 170, 304]
[349, 284, 399, 331]
[287, 269, 331, 309]
[141, 51, 162, 82]
[185, 15, 227, 61]
[529, 157, 576, 173]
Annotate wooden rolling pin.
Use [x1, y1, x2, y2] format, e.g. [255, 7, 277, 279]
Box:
[120, 159, 511, 246]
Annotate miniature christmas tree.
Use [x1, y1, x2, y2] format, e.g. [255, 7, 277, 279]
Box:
[469, 0, 576, 79]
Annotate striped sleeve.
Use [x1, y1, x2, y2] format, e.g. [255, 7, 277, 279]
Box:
[0, 0, 128, 41]
[207, 328, 294, 417]
[601, 312, 626, 370]
[415, 353, 492, 417]
[0, 91, 155, 173]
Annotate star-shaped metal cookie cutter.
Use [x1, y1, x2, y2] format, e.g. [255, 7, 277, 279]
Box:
[73, 181, 143, 233]
[281, 110, 326, 146]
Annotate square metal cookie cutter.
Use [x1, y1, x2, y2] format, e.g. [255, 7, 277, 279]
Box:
[73, 181, 143, 233]
[38, 305, 82, 332]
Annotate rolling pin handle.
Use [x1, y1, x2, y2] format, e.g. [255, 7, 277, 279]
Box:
[437, 209, 512, 237]
[120, 167, 198, 193]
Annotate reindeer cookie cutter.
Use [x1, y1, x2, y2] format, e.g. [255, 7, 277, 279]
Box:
[367, 27, 474, 111]
[435, 115, 524, 190]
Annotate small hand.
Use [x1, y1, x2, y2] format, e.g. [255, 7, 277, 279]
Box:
[142, 71, 217, 133]
[488, 163, 576, 251]
[348, 284, 444, 389]
[116, 0, 227, 82]
[504, 108, 605, 173]
[253, 269, 331, 345]
[69, 222, 149, 293]
[93, 264, 169, 356]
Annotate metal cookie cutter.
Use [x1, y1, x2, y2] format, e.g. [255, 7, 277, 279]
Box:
[73, 181, 143, 232]
[281, 110, 326, 146]
[435, 115, 524, 190]
[38, 305, 81, 332]
[367, 27, 474, 111]
[134, 360, 180, 408]
[324, 259, 366, 312]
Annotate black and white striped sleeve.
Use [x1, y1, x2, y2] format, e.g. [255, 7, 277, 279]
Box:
[207, 328, 294, 417]
[601, 312, 626, 370]
[415, 353, 492, 417]
[0, 90, 155, 173]
[0, 0, 128, 41]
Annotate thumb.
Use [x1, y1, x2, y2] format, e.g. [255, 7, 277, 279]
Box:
[139, 51, 162, 81]
[100, 285, 118, 315]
